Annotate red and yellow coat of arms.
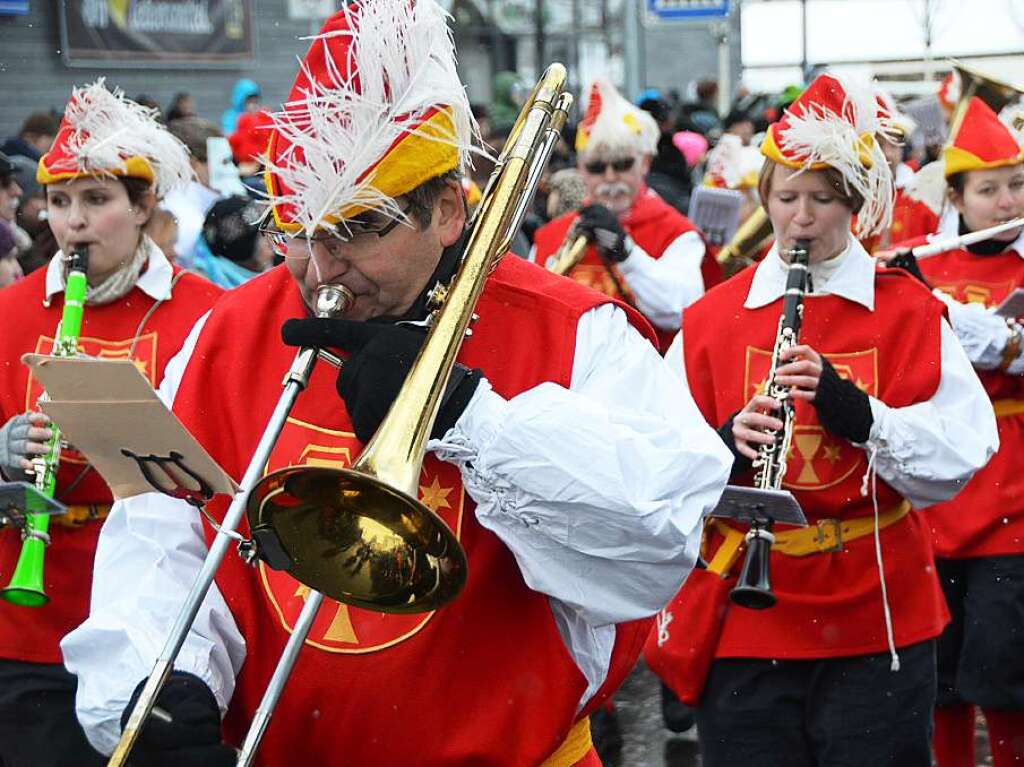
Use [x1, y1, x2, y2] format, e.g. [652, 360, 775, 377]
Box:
[744, 346, 878, 491]
[570, 263, 636, 303]
[260, 417, 466, 654]
[933, 278, 1016, 309]
[25, 332, 158, 465]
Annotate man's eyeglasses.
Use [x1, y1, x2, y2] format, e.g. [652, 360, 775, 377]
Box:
[583, 157, 636, 175]
[259, 203, 412, 253]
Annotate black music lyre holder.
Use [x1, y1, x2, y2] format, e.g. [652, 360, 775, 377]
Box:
[709, 485, 807, 527]
[120, 449, 215, 508]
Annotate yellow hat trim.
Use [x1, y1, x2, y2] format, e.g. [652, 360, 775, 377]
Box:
[270, 107, 459, 232]
[761, 127, 877, 171]
[943, 144, 1024, 178]
[36, 154, 155, 186]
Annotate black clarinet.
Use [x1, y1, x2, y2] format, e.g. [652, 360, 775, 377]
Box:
[730, 239, 811, 609]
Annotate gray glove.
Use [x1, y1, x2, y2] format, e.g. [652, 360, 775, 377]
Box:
[0, 413, 50, 482]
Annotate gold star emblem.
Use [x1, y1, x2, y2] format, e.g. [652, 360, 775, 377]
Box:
[854, 378, 870, 394]
[419, 476, 453, 513]
[754, 378, 768, 397]
[133, 358, 148, 376]
[294, 583, 357, 644]
[823, 444, 842, 465]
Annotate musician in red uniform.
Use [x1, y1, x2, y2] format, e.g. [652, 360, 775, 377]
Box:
[531, 78, 714, 351]
[61, 3, 732, 765]
[872, 92, 941, 249]
[0, 81, 221, 766]
[888, 97, 1024, 767]
[647, 73, 996, 766]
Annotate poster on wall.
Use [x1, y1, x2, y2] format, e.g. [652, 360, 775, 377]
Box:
[60, 0, 255, 67]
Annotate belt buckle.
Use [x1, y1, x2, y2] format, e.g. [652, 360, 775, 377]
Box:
[815, 518, 844, 553]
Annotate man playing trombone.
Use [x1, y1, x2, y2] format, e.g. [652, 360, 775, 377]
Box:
[61, 2, 732, 765]
[531, 78, 715, 352]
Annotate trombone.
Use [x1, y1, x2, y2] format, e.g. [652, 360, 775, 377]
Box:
[946, 61, 1024, 143]
[110, 63, 574, 767]
[715, 206, 772, 277]
[545, 224, 588, 277]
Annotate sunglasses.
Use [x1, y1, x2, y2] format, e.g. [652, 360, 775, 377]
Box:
[583, 157, 636, 175]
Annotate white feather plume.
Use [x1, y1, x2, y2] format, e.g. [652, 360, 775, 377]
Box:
[578, 77, 659, 160]
[777, 75, 896, 237]
[58, 78, 193, 199]
[264, 0, 481, 236]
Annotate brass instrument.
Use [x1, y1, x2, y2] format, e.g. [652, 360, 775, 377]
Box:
[111, 64, 574, 767]
[715, 206, 772, 277]
[545, 224, 588, 277]
[947, 62, 1024, 144]
[730, 239, 810, 610]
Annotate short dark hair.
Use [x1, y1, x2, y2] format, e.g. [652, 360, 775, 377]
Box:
[404, 169, 463, 229]
[19, 112, 59, 139]
[757, 158, 865, 214]
[167, 117, 222, 163]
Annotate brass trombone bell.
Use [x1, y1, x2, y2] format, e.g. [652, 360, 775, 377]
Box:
[247, 467, 466, 614]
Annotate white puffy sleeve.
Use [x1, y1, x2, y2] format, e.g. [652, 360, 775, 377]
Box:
[60, 312, 247, 755]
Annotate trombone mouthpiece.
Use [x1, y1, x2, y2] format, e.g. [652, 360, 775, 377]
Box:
[314, 284, 355, 319]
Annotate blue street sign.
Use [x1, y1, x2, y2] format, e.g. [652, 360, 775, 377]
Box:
[0, 0, 29, 14]
[646, 0, 730, 20]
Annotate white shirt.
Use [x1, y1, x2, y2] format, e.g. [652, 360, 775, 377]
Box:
[44, 236, 175, 304]
[668, 236, 998, 508]
[528, 231, 707, 332]
[925, 228, 1024, 375]
[62, 302, 733, 755]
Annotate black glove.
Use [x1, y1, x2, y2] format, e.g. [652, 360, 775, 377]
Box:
[889, 249, 930, 287]
[716, 412, 754, 476]
[282, 318, 482, 444]
[577, 204, 632, 263]
[812, 358, 874, 444]
[121, 672, 235, 767]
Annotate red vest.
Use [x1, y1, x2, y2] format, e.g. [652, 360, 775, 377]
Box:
[533, 188, 718, 351]
[171, 259, 655, 765]
[0, 266, 221, 664]
[918, 247, 1024, 558]
[679, 265, 949, 658]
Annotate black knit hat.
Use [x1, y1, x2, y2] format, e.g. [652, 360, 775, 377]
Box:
[0, 151, 14, 183]
[202, 196, 261, 263]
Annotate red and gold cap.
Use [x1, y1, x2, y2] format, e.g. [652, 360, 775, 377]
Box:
[703, 134, 760, 190]
[875, 90, 917, 140]
[760, 72, 895, 236]
[944, 96, 1024, 177]
[264, 0, 478, 234]
[574, 78, 658, 159]
[37, 79, 191, 199]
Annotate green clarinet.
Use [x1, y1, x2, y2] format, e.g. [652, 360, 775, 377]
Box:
[2, 246, 89, 607]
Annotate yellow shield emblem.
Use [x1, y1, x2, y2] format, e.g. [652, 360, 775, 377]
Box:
[260, 417, 466, 653]
[744, 347, 879, 490]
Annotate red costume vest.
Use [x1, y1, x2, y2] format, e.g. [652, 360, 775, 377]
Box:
[171, 259, 655, 765]
[917, 246, 1024, 558]
[0, 266, 221, 664]
[533, 187, 718, 351]
[678, 265, 949, 659]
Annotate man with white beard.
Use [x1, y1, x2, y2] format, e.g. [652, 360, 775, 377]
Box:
[532, 78, 711, 351]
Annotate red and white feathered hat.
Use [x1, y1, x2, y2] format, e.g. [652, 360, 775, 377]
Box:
[264, 0, 479, 235]
[574, 78, 659, 160]
[760, 72, 896, 237]
[703, 134, 761, 190]
[944, 96, 1024, 177]
[875, 90, 917, 139]
[937, 71, 960, 113]
[37, 79, 192, 199]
